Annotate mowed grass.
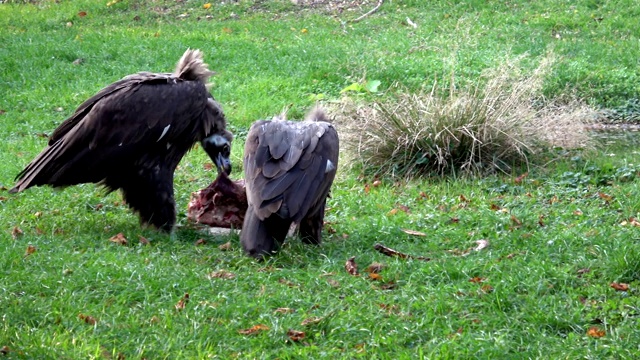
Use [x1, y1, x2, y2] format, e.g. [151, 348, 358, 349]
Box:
[1, 0, 640, 358]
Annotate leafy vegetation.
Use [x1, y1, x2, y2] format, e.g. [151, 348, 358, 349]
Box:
[1, 0, 640, 358]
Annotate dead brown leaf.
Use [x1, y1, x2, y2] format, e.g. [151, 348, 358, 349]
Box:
[78, 313, 97, 325]
[175, 293, 190, 310]
[469, 277, 485, 283]
[610, 282, 629, 291]
[379, 281, 397, 290]
[401, 228, 427, 236]
[587, 326, 605, 338]
[514, 172, 528, 184]
[77, 11, 87, 17]
[278, 278, 299, 287]
[326, 279, 340, 288]
[301, 316, 324, 326]
[11, 226, 23, 240]
[490, 203, 501, 211]
[287, 329, 305, 342]
[368, 273, 383, 281]
[194, 238, 206, 246]
[274, 308, 295, 314]
[238, 324, 269, 335]
[372, 180, 382, 187]
[109, 232, 128, 245]
[25, 245, 37, 256]
[598, 192, 613, 202]
[549, 195, 558, 204]
[208, 270, 236, 280]
[345, 256, 358, 276]
[459, 194, 470, 203]
[138, 235, 150, 245]
[365, 262, 385, 274]
[218, 241, 232, 251]
[203, 162, 214, 170]
[396, 203, 411, 213]
[510, 215, 522, 227]
[0, 346, 9, 355]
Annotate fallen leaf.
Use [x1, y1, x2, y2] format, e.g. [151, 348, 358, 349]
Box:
[138, 235, 150, 245]
[0, 346, 9, 355]
[222, 27, 233, 34]
[301, 316, 324, 326]
[576, 268, 590, 277]
[287, 329, 305, 341]
[514, 172, 528, 184]
[365, 262, 385, 274]
[368, 273, 383, 281]
[372, 180, 382, 187]
[573, 210, 583, 216]
[33, 211, 42, 218]
[510, 215, 522, 227]
[479, 284, 494, 293]
[450, 217, 460, 223]
[396, 203, 411, 213]
[401, 228, 427, 236]
[238, 324, 269, 335]
[345, 256, 358, 276]
[218, 241, 232, 251]
[78, 313, 97, 325]
[274, 308, 295, 314]
[300, 28, 308, 34]
[598, 192, 613, 202]
[387, 208, 398, 216]
[364, 184, 371, 194]
[327, 279, 340, 288]
[610, 282, 629, 291]
[469, 277, 485, 283]
[203, 3, 212, 9]
[77, 11, 87, 17]
[11, 226, 23, 239]
[379, 281, 397, 290]
[549, 195, 558, 204]
[538, 214, 545, 227]
[203, 162, 213, 170]
[629, 217, 640, 227]
[25, 245, 37, 256]
[208, 270, 236, 280]
[587, 326, 605, 338]
[279, 278, 299, 287]
[194, 238, 206, 246]
[474, 239, 489, 251]
[459, 194, 470, 203]
[490, 203, 501, 211]
[175, 293, 189, 310]
[109, 233, 128, 245]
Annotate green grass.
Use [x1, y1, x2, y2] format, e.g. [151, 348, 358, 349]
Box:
[2, 0, 640, 358]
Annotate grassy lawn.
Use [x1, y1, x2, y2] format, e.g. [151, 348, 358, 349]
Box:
[1, 0, 640, 358]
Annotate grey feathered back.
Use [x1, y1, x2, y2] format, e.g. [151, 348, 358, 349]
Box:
[241, 108, 339, 259]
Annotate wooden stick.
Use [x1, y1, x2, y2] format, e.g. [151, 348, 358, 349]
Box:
[350, 0, 384, 23]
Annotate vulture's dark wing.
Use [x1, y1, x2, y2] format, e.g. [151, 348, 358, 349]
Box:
[243, 114, 339, 223]
[11, 72, 223, 192]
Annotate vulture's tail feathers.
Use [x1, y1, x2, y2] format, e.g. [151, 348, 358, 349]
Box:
[241, 205, 292, 260]
[174, 49, 214, 83]
[305, 107, 330, 123]
[9, 140, 67, 193]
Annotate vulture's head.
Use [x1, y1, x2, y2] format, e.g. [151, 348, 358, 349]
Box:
[202, 129, 233, 175]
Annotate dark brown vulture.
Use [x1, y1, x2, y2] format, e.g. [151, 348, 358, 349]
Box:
[241, 108, 339, 259]
[10, 49, 233, 232]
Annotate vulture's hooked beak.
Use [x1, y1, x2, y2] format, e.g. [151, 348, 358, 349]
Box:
[202, 132, 232, 175]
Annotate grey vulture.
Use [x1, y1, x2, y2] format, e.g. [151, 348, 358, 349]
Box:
[10, 49, 233, 232]
[241, 108, 339, 259]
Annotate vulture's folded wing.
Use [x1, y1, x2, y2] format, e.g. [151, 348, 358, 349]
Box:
[244, 118, 339, 222]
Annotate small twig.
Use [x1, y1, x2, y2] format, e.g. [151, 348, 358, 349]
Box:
[350, 0, 384, 23]
[374, 243, 430, 261]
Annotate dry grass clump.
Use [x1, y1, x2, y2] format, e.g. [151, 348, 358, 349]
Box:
[332, 54, 597, 178]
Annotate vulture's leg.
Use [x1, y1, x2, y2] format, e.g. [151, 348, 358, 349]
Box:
[241, 205, 292, 259]
[118, 166, 176, 232]
[298, 199, 327, 245]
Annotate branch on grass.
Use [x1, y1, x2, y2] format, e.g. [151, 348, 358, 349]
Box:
[350, 0, 384, 23]
[374, 243, 430, 261]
